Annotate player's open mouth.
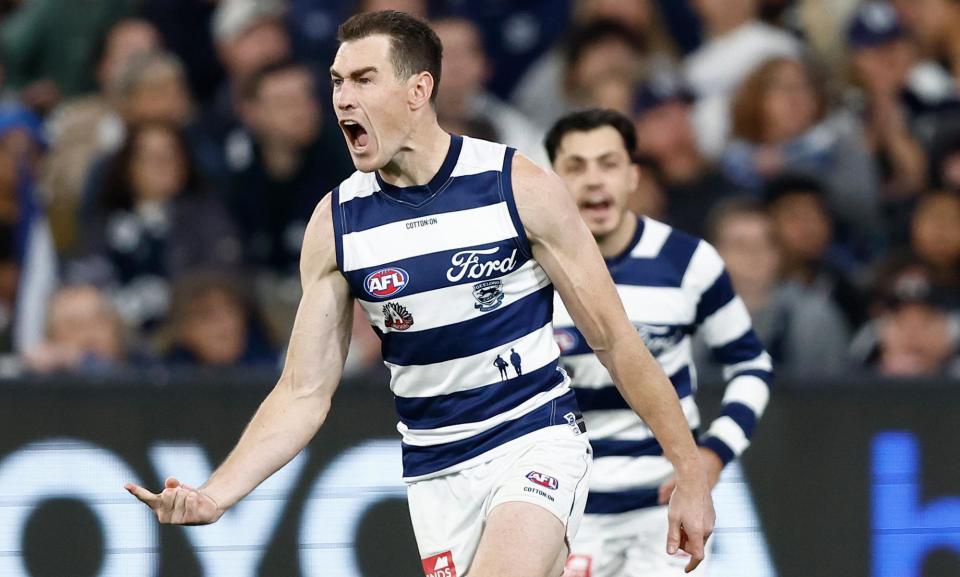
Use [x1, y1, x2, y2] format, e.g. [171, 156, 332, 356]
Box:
[581, 198, 613, 213]
[340, 120, 370, 152]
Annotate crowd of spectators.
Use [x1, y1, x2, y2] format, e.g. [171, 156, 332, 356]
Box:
[0, 0, 958, 381]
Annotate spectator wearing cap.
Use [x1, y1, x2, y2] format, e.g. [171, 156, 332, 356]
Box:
[682, 0, 802, 157]
[633, 76, 740, 237]
[697, 197, 852, 380]
[194, 0, 291, 189]
[763, 173, 867, 328]
[847, 1, 955, 206]
[722, 56, 885, 250]
[851, 261, 960, 377]
[512, 0, 675, 128]
[431, 17, 548, 166]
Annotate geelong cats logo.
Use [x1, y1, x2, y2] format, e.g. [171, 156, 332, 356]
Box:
[472, 280, 505, 312]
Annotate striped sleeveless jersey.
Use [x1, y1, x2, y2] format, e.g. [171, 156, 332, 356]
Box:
[553, 216, 772, 514]
[332, 134, 581, 480]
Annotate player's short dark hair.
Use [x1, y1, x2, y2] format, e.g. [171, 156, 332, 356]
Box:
[544, 108, 637, 163]
[337, 10, 443, 103]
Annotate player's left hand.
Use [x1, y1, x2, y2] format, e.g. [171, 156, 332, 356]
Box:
[660, 448, 719, 573]
[657, 447, 724, 506]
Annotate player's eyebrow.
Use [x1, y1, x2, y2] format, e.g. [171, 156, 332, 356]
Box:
[329, 66, 378, 79]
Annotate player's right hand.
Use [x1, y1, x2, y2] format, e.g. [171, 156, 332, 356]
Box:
[125, 477, 223, 525]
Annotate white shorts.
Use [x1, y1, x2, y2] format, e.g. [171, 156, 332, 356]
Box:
[565, 505, 712, 577]
[407, 427, 592, 576]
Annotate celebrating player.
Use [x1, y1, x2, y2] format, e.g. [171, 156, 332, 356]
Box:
[126, 12, 714, 576]
[546, 108, 772, 576]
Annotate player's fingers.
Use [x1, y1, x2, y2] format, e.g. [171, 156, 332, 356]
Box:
[680, 526, 705, 573]
[666, 512, 682, 555]
[124, 483, 160, 508]
[164, 477, 181, 489]
[171, 488, 188, 524]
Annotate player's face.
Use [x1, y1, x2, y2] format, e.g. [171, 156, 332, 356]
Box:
[552, 126, 638, 239]
[331, 35, 414, 172]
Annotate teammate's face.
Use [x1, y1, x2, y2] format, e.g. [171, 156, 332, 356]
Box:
[331, 35, 417, 173]
[552, 126, 638, 239]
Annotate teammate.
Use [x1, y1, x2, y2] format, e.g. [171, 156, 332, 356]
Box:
[545, 109, 772, 576]
[125, 12, 714, 577]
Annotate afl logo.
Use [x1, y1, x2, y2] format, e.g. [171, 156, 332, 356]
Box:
[364, 268, 410, 298]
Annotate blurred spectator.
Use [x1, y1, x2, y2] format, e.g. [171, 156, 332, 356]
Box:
[628, 155, 668, 222]
[563, 20, 648, 115]
[0, 0, 134, 111]
[633, 77, 740, 236]
[0, 223, 18, 353]
[196, 0, 292, 187]
[683, 0, 802, 157]
[432, 17, 548, 165]
[893, 0, 960, 90]
[163, 273, 278, 368]
[444, 0, 572, 99]
[722, 57, 884, 247]
[846, 2, 956, 205]
[228, 61, 353, 337]
[22, 285, 131, 373]
[76, 51, 199, 238]
[41, 20, 163, 251]
[763, 173, 867, 328]
[513, 0, 672, 127]
[852, 263, 960, 377]
[358, 0, 427, 18]
[706, 197, 851, 378]
[910, 190, 960, 289]
[139, 0, 223, 104]
[0, 105, 58, 353]
[229, 61, 352, 275]
[72, 122, 241, 330]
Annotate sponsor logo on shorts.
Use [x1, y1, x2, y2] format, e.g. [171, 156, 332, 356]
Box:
[526, 471, 559, 490]
[364, 267, 409, 298]
[523, 486, 556, 502]
[422, 551, 457, 577]
[565, 554, 592, 577]
[383, 302, 414, 331]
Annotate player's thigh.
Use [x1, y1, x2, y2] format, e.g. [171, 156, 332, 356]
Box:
[468, 500, 568, 577]
[565, 512, 634, 577]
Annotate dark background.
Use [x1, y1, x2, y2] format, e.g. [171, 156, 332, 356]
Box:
[1, 373, 958, 577]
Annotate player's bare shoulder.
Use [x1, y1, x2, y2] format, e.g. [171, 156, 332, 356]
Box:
[300, 194, 340, 281]
[510, 153, 581, 246]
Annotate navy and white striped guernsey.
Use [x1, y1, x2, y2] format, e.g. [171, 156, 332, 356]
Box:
[553, 216, 773, 515]
[332, 134, 580, 481]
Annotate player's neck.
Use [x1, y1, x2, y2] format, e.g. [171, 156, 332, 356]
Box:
[596, 213, 638, 259]
[378, 121, 451, 188]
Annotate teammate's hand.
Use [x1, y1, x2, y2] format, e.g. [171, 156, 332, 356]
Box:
[657, 447, 724, 506]
[664, 464, 716, 573]
[125, 477, 224, 525]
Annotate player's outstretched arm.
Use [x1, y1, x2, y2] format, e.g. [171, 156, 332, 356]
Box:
[512, 154, 715, 573]
[125, 195, 354, 525]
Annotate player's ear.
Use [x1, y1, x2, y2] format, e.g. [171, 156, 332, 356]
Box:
[408, 71, 434, 111]
[629, 161, 641, 192]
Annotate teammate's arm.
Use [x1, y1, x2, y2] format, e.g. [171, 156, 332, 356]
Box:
[511, 154, 714, 572]
[125, 195, 354, 524]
